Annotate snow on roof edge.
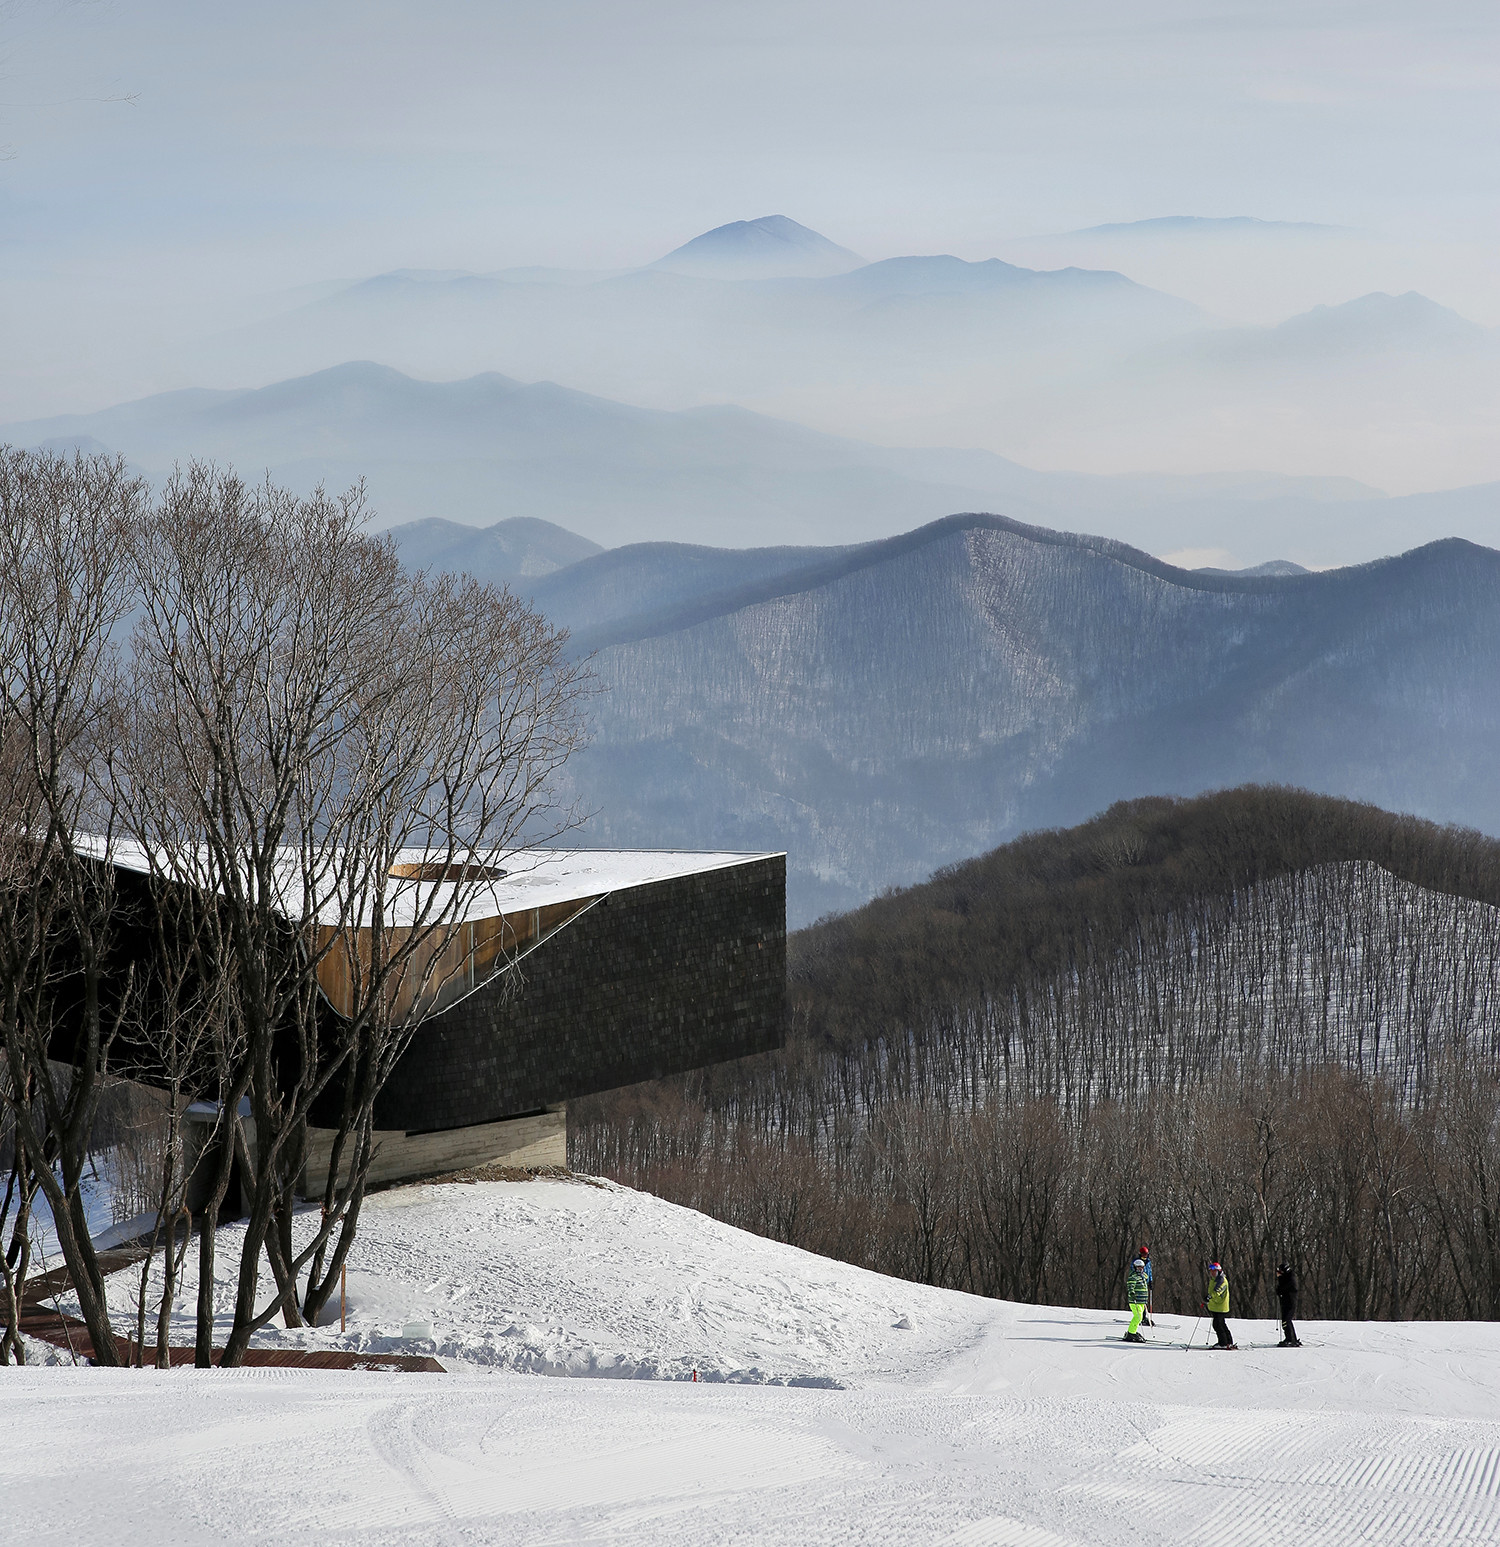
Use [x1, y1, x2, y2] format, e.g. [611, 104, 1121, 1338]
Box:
[72, 835, 783, 924]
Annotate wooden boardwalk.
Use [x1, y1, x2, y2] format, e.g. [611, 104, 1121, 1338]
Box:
[18, 1251, 444, 1373]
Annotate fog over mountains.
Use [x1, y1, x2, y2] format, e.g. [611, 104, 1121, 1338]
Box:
[1002, 217, 1380, 324]
[7, 210, 1498, 927]
[10, 215, 1494, 545]
[536, 515, 1500, 924]
[157, 215, 1499, 496]
[10, 360, 1499, 568]
[9, 213, 1499, 556]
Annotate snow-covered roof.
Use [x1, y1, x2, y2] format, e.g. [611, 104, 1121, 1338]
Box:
[446, 848, 776, 920]
[79, 834, 779, 926]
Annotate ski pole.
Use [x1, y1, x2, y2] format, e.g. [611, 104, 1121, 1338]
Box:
[1185, 1313, 1202, 1351]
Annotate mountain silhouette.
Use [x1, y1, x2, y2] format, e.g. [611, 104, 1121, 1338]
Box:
[390, 516, 601, 586]
[1269, 292, 1488, 355]
[652, 216, 865, 279]
[23, 361, 1492, 568]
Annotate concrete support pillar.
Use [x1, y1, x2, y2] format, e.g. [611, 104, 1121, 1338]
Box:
[299, 1104, 566, 1197]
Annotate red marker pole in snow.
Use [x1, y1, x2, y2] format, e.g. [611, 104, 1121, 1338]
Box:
[692, 1368, 697, 1382]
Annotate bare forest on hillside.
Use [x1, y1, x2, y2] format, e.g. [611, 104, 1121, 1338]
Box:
[572, 790, 1500, 1323]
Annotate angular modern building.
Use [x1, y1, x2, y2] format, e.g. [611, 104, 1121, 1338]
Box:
[301, 848, 787, 1189]
[86, 839, 783, 1199]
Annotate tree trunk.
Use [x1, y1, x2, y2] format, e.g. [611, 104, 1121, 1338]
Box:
[157, 1206, 190, 1369]
[194, 1117, 241, 1368]
[30, 1165, 121, 1366]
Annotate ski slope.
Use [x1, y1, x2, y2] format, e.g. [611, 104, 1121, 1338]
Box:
[8, 1175, 1500, 1545]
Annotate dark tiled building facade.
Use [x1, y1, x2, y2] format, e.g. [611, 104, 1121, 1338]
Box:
[102, 844, 786, 1191]
[375, 853, 786, 1132]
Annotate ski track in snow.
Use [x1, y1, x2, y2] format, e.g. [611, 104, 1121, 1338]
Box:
[11, 1176, 1500, 1545]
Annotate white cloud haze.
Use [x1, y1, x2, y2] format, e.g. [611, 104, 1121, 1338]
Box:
[2, 0, 1498, 503]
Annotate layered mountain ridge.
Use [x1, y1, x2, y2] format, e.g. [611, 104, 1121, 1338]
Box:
[172, 214, 1498, 493]
[550, 514, 1500, 922]
[10, 361, 1497, 567]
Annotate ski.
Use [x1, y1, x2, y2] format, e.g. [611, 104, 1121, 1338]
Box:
[1184, 1339, 1322, 1350]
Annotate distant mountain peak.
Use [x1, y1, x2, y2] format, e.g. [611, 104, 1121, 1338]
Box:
[653, 216, 866, 279]
[1059, 216, 1349, 240]
[1194, 558, 1310, 578]
[1302, 290, 1471, 322]
[1276, 291, 1485, 348]
[385, 515, 602, 585]
[375, 268, 477, 283]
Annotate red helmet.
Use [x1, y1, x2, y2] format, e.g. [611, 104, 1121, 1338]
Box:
[1208, 1261, 1222, 1273]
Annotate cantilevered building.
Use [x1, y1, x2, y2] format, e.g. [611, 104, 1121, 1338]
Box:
[301, 847, 786, 1189]
[87, 841, 784, 1195]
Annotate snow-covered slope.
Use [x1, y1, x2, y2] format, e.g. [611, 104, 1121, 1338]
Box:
[139, 1177, 988, 1385]
[15, 1176, 1500, 1544]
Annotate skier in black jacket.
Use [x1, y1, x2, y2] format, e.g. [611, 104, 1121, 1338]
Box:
[1276, 1262, 1302, 1347]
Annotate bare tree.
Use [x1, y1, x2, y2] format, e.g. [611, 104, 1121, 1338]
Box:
[293, 562, 589, 1330]
[0, 1062, 42, 1363]
[118, 464, 587, 1365]
[0, 446, 142, 1367]
[112, 876, 237, 1367]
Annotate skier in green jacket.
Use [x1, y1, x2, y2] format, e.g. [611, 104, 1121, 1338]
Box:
[1123, 1257, 1150, 1342]
[1204, 1261, 1235, 1349]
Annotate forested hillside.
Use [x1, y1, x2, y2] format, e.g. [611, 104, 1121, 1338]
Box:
[563, 514, 1500, 922]
[572, 788, 1500, 1323]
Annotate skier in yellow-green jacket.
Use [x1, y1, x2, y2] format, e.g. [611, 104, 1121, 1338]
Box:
[1122, 1257, 1149, 1342]
[1204, 1261, 1235, 1349]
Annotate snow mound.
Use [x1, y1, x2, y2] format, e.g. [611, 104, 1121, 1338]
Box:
[97, 1176, 991, 1387]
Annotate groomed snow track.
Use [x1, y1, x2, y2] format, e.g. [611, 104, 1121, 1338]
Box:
[8, 1176, 1499, 1545]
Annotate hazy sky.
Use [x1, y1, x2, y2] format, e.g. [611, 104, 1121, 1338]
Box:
[3, 0, 1498, 419]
